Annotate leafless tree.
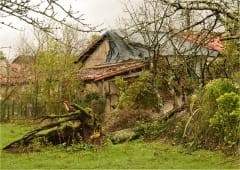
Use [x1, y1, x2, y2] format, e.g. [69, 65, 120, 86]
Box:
[0, 0, 101, 35]
[162, 0, 240, 82]
[162, 0, 240, 40]
[121, 0, 179, 114]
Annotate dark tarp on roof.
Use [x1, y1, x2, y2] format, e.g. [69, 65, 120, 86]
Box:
[104, 30, 220, 64]
[104, 31, 149, 64]
[76, 30, 222, 65]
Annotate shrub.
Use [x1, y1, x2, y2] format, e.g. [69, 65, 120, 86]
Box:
[183, 78, 240, 153]
[139, 121, 164, 139]
[209, 92, 240, 147]
[201, 78, 239, 116]
[106, 108, 154, 132]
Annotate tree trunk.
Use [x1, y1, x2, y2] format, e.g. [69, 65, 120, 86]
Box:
[150, 54, 164, 115]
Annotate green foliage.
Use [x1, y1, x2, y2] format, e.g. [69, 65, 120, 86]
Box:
[106, 109, 153, 131]
[139, 121, 164, 139]
[233, 71, 240, 86]
[201, 78, 239, 115]
[83, 92, 104, 105]
[208, 59, 228, 79]
[182, 78, 240, 153]
[208, 40, 239, 81]
[209, 92, 240, 146]
[0, 37, 83, 120]
[22, 38, 81, 116]
[115, 71, 156, 109]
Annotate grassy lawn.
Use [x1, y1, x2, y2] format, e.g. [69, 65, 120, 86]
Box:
[0, 123, 239, 169]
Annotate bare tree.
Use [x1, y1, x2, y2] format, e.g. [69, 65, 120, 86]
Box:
[162, 0, 240, 82]
[162, 0, 240, 40]
[0, 0, 101, 35]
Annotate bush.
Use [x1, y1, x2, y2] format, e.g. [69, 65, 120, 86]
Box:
[209, 92, 240, 147]
[201, 78, 239, 116]
[183, 78, 240, 153]
[139, 121, 164, 139]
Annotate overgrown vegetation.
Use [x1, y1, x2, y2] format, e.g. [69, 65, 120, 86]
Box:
[140, 79, 240, 154]
[106, 71, 157, 131]
[185, 79, 240, 153]
[209, 92, 240, 147]
[1, 0, 239, 164]
[82, 91, 106, 114]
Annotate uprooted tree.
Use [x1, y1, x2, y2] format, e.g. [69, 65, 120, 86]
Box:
[3, 100, 145, 153]
[2, 103, 103, 153]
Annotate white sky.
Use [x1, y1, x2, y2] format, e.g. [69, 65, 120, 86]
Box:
[0, 0, 128, 60]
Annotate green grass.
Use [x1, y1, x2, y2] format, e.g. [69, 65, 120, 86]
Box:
[0, 123, 239, 169]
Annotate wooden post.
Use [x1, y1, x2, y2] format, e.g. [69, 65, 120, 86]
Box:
[11, 99, 15, 118]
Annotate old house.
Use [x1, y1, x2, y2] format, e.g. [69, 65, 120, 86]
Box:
[75, 31, 149, 113]
[75, 30, 224, 113]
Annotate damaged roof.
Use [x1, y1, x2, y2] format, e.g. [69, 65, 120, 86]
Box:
[179, 32, 224, 52]
[79, 61, 147, 81]
[77, 30, 224, 82]
[75, 30, 148, 64]
[75, 30, 224, 66]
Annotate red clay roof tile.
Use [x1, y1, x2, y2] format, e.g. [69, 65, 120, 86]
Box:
[79, 61, 146, 81]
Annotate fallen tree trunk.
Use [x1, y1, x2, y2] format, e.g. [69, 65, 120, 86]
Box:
[107, 127, 144, 144]
[3, 104, 102, 153]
